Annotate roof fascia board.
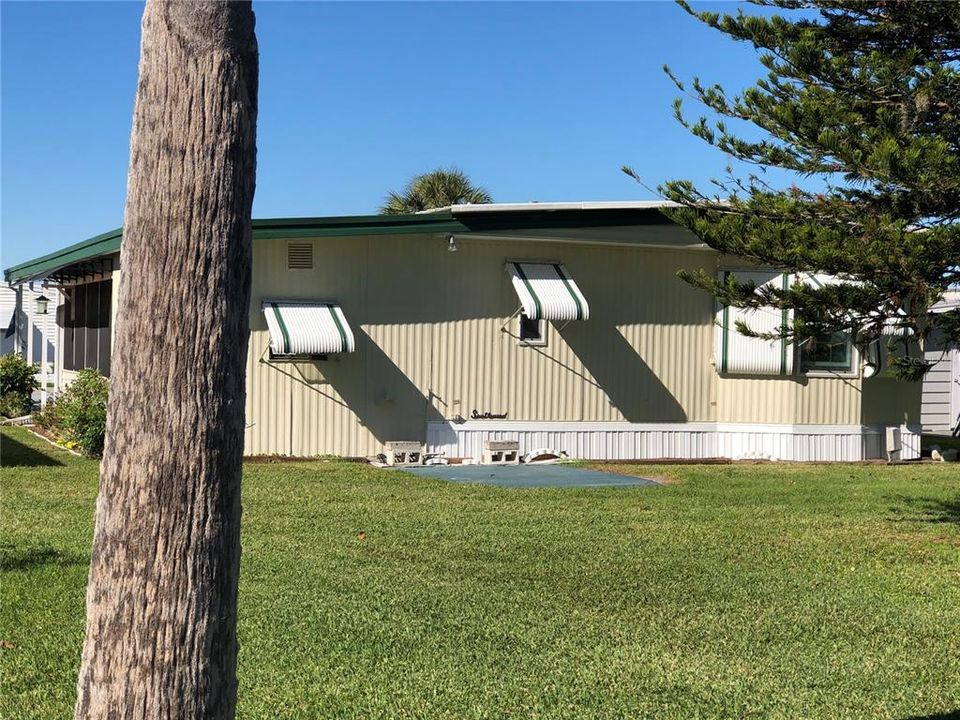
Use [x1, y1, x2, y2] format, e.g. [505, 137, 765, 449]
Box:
[458, 208, 675, 233]
[254, 217, 467, 239]
[252, 210, 457, 231]
[4, 207, 686, 283]
[4, 214, 464, 282]
[455, 232, 712, 252]
[450, 200, 681, 213]
[5, 229, 122, 284]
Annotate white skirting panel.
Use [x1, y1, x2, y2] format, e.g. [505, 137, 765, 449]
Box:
[426, 421, 922, 462]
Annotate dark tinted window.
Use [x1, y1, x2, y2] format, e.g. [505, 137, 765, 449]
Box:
[62, 288, 76, 371]
[72, 285, 87, 371]
[59, 279, 112, 376]
[519, 313, 544, 344]
[800, 332, 853, 373]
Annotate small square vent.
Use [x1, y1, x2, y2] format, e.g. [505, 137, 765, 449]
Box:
[287, 241, 313, 270]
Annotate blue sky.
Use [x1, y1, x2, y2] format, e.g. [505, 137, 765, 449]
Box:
[2, 1, 773, 268]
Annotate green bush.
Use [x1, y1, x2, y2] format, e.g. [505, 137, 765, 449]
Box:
[0, 353, 38, 418]
[0, 392, 32, 418]
[32, 396, 61, 431]
[53, 369, 109, 457]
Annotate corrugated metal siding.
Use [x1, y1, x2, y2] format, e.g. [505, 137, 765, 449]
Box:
[574, 245, 716, 422]
[237, 233, 914, 457]
[245, 237, 371, 456]
[716, 375, 863, 425]
[426, 240, 586, 423]
[426, 421, 889, 461]
[428, 422, 720, 460]
[244, 235, 723, 455]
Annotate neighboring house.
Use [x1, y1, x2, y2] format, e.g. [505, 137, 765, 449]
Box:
[3, 202, 923, 461]
[0, 283, 59, 381]
[922, 291, 960, 436]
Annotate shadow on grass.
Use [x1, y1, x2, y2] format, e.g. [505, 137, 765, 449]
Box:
[0, 432, 64, 467]
[887, 495, 960, 528]
[0, 543, 89, 572]
[901, 711, 960, 720]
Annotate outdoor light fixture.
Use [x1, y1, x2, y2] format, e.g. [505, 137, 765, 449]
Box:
[862, 341, 881, 378]
[34, 294, 49, 315]
[447, 234, 458, 252]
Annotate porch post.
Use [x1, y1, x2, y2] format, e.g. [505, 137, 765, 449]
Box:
[25, 283, 34, 367]
[39, 295, 49, 409]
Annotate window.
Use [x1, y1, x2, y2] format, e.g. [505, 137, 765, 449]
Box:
[800, 332, 854, 374]
[518, 313, 546, 346]
[62, 279, 112, 376]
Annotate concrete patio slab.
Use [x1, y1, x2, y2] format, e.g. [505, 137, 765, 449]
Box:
[403, 463, 658, 488]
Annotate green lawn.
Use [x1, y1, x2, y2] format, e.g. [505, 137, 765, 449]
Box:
[1, 426, 958, 719]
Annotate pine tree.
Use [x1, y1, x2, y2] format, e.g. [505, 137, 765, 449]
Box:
[638, 1, 960, 381]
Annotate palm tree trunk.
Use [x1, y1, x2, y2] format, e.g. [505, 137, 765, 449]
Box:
[74, 2, 257, 718]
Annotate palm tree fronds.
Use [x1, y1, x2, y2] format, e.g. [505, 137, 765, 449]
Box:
[379, 167, 492, 214]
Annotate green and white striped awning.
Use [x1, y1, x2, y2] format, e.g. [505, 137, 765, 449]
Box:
[716, 270, 793, 376]
[263, 300, 355, 356]
[506, 262, 589, 321]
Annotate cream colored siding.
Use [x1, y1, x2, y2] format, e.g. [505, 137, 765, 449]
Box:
[716, 375, 864, 425]
[41, 229, 922, 458]
[246, 236, 367, 456]
[582, 246, 716, 423]
[244, 234, 719, 456]
[244, 232, 926, 456]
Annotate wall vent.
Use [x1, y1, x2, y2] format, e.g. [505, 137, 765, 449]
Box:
[287, 241, 314, 270]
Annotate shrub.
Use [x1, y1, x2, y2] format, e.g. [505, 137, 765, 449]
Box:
[0, 392, 32, 418]
[0, 353, 38, 418]
[55, 369, 109, 457]
[32, 395, 62, 431]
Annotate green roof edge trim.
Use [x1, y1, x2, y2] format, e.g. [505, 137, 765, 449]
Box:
[252, 211, 468, 239]
[4, 228, 123, 284]
[5, 206, 673, 284]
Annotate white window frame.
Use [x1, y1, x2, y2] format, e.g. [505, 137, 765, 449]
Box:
[798, 333, 860, 379]
[517, 312, 547, 347]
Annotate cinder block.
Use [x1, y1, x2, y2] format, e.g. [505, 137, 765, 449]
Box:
[385, 441, 423, 466]
[482, 439, 520, 465]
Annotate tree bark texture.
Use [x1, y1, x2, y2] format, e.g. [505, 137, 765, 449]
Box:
[74, 3, 257, 718]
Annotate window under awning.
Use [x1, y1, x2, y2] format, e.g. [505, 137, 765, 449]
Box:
[802, 272, 912, 336]
[262, 300, 356, 356]
[506, 261, 590, 321]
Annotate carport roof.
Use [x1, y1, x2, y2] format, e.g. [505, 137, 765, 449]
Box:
[4, 202, 680, 285]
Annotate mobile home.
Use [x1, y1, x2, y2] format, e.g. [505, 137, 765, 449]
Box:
[4, 202, 922, 461]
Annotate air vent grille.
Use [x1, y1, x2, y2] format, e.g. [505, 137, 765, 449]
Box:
[287, 242, 314, 270]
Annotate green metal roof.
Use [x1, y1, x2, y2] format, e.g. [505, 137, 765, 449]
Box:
[4, 227, 124, 284]
[4, 205, 672, 284]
